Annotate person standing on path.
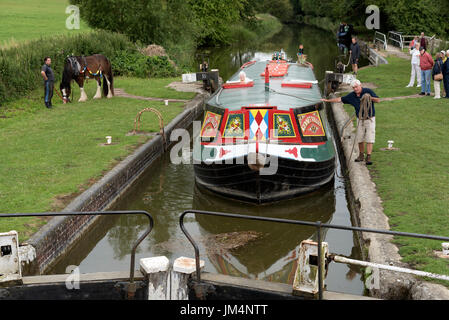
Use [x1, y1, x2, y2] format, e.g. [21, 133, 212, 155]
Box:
[432, 52, 444, 99]
[409, 36, 419, 50]
[349, 37, 360, 75]
[407, 42, 421, 87]
[441, 50, 447, 63]
[443, 50, 449, 99]
[420, 32, 428, 51]
[419, 48, 434, 96]
[41, 57, 55, 108]
[321, 80, 380, 166]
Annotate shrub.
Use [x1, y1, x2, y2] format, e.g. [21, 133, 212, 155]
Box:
[110, 51, 178, 78]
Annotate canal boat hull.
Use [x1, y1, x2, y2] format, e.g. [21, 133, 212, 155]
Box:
[194, 155, 335, 203]
[193, 57, 336, 204]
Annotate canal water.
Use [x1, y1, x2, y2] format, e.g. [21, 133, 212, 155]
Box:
[49, 24, 367, 296]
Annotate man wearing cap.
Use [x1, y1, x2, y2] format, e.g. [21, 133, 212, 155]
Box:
[321, 80, 380, 165]
[443, 50, 449, 98]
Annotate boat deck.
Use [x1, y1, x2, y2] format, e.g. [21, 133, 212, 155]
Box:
[209, 60, 322, 111]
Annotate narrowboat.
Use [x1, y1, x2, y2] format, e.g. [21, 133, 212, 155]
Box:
[193, 54, 336, 204]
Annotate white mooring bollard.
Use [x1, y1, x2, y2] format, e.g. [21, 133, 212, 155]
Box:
[171, 256, 204, 300]
[442, 243, 449, 256]
[140, 256, 170, 300]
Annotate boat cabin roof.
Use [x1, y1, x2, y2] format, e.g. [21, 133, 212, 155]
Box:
[207, 60, 323, 111]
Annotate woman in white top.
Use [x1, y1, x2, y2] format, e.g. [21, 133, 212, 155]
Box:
[406, 43, 421, 87]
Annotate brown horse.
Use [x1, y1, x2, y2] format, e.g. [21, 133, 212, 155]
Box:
[60, 54, 114, 103]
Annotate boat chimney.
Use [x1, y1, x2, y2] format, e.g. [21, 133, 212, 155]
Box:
[265, 65, 269, 92]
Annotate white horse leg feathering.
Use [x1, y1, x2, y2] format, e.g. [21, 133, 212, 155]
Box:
[79, 87, 88, 102]
[106, 76, 113, 98]
[93, 80, 102, 99]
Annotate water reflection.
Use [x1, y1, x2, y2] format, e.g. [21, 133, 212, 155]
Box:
[193, 184, 334, 283]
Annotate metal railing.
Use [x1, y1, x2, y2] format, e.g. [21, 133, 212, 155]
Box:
[388, 31, 404, 50]
[374, 31, 388, 50]
[179, 209, 449, 300]
[402, 35, 417, 48]
[0, 210, 153, 298]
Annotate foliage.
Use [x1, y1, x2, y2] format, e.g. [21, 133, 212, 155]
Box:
[292, 0, 449, 37]
[111, 51, 178, 78]
[187, 0, 246, 46]
[228, 13, 283, 47]
[256, 0, 294, 23]
[70, 0, 252, 47]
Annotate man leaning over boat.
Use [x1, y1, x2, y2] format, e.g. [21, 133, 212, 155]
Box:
[321, 80, 381, 165]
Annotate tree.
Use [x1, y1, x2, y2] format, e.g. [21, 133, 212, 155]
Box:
[260, 0, 294, 22]
[187, 0, 247, 45]
[70, 0, 253, 47]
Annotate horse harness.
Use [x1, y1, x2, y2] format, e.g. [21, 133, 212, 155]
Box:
[68, 56, 103, 79]
[67, 56, 81, 76]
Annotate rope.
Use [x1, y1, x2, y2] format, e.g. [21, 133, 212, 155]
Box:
[359, 93, 374, 122]
[346, 93, 373, 166]
[344, 54, 351, 68]
[268, 88, 319, 104]
[54, 85, 65, 102]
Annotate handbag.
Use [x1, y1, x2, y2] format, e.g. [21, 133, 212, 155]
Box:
[433, 61, 443, 81]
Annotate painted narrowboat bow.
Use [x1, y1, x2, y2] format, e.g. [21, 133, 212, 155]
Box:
[193, 56, 336, 204]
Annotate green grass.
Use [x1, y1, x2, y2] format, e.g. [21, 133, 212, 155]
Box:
[114, 77, 196, 100]
[0, 76, 192, 240]
[344, 54, 449, 286]
[0, 0, 91, 47]
[372, 97, 449, 284]
[357, 56, 429, 98]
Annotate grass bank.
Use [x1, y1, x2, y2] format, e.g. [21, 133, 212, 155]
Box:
[0, 0, 91, 47]
[342, 56, 449, 285]
[0, 76, 194, 240]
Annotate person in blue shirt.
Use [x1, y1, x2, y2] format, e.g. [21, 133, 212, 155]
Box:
[41, 56, 55, 108]
[349, 37, 361, 75]
[321, 80, 381, 165]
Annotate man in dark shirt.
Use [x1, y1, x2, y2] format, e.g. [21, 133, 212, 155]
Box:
[443, 50, 449, 98]
[321, 80, 381, 165]
[41, 57, 55, 108]
[349, 37, 360, 75]
[419, 32, 427, 51]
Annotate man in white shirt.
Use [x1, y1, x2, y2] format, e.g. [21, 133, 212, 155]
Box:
[406, 43, 421, 88]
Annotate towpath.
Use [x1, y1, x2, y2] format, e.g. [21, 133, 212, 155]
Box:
[114, 81, 204, 103]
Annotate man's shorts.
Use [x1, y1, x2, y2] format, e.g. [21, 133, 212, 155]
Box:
[351, 57, 358, 65]
[356, 117, 375, 144]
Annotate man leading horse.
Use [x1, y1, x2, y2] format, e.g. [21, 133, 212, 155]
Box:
[41, 57, 55, 108]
